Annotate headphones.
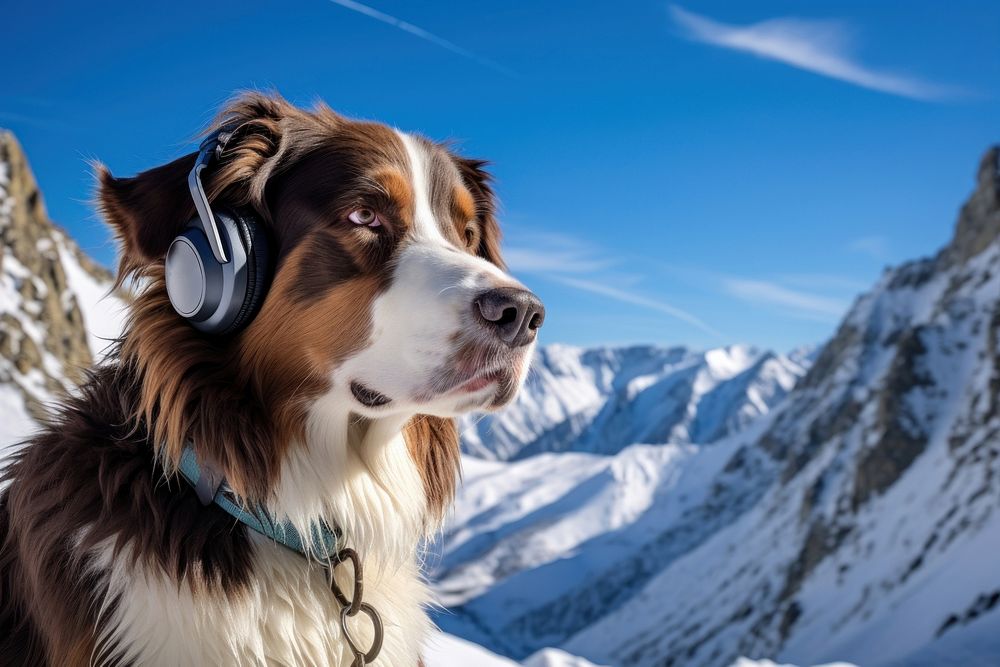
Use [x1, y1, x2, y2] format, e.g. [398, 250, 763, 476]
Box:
[165, 130, 272, 335]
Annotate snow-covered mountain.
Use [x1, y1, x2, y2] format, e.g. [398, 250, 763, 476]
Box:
[460, 343, 813, 460]
[0, 130, 124, 452]
[437, 146, 1000, 666]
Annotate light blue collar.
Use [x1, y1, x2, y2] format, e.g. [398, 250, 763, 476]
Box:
[177, 445, 341, 560]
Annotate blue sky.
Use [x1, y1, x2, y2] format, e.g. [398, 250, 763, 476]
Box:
[2, 1, 998, 352]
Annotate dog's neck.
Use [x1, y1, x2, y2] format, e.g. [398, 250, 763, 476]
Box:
[265, 390, 429, 572]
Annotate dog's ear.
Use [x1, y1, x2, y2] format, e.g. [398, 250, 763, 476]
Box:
[97, 92, 293, 279]
[403, 415, 461, 520]
[97, 154, 199, 278]
[456, 158, 505, 269]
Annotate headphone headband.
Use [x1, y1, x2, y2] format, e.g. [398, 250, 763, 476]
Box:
[187, 128, 237, 264]
[167, 125, 272, 335]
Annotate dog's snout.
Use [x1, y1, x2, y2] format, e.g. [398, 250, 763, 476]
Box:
[474, 287, 545, 347]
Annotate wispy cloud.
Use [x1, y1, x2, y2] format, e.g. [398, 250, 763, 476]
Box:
[778, 273, 870, 293]
[722, 278, 849, 322]
[669, 5, 958, 101]
[328, 0, 514, 76]
[505, 231, 723, 338]
[552, 275, 725, 339]
[0, 111, 68, 130]
[504, 231, 617, 275]
[848, 235, 891, 261]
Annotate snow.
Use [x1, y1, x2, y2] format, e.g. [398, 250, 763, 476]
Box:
[423, 632, 519, 666]
[54, 230, 125, 359]
[423, 632, 603, 667]
[0, 383, 35, 461]
[524, 648, 607, 667]
[0, 144, 123, 434]
[728, 660, 856, 667]
[433, 419, 776, 655]
[460, 343, 809, 461]
[437, 165, 1000, 665]
[540, 230, 1000, 666]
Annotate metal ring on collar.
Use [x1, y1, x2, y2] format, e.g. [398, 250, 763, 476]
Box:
[330, 548, 364, 616]
[340, 602, 384, 664]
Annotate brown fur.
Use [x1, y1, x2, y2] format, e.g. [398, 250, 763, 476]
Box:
[403, 416, 463, 520]
[0, 91, 506, 664]
[95, 92, 493, 503]
[1, 364, 258, 665]
[455, 157, 505, 268]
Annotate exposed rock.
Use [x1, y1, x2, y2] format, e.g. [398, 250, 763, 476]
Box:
[940, 146, 1000, 268]
[0, 130, 116, 419]
[851, 327, 934, 510]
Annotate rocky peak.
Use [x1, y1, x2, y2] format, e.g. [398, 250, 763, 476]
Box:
[941, 145, 1000, 268]
[0, 130, 115, 420]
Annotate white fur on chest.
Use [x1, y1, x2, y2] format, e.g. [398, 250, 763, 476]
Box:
[96, 536, 430, 666]
[96, 405, 434, 666]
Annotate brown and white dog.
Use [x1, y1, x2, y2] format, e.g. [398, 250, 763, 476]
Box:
[0, 92, 543, 665]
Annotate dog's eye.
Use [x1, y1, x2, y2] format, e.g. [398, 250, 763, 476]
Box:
[348, 208, 382, 227]
[464, 222, 480, 250]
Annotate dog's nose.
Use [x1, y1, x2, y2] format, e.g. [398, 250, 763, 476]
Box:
[474, 287, 545, 347]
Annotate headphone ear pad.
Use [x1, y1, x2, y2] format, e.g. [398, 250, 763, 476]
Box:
[219, 208, 272, 336]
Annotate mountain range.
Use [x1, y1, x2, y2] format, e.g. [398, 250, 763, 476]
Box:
[459, 343, 813, 461]
[435, 146, 1000, 666]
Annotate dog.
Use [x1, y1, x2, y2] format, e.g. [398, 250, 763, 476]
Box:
[0, 92, 543, 665]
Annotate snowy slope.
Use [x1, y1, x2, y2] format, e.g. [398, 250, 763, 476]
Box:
[460, 343, 811, 461]
[54, 228, 126, 358]
[0, 384, 33, 460]
[438, 147, 1000, 666]
[424, 632, 520, 666]
[423, 632, 609, 667]
[434, 418, 778, 656]
[729, 661, 855, 667]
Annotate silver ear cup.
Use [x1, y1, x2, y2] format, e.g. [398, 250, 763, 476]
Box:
[165, 230, 221, 318]
[165, 213, 249, 334]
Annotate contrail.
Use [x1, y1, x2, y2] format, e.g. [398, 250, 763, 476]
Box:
[328, 0, 515, 77]
[551, 275, 726, 340]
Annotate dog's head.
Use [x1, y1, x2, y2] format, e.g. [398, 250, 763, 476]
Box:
[98, 93, 542, 506]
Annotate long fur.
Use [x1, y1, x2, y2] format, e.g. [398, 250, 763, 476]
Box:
[0, 91, 535, 665]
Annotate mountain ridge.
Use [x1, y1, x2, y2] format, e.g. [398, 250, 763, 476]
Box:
[437, 145, 1000, 667]
[460, 342, 812, 461]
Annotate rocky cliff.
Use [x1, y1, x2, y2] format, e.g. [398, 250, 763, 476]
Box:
[0, 130, 121, 441]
